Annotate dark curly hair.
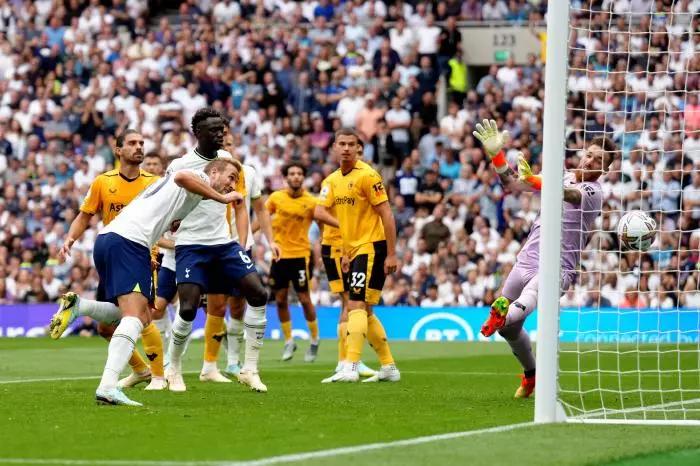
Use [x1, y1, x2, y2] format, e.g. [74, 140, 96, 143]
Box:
[282, 161, 307, 177]
[191, 107, 224, 135]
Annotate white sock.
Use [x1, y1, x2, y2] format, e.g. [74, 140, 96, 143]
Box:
[168, 313, 193, 372]
[242, 305, 266, 373]
[77, 298, 121, 325]
[98, 316, 143, 391]
[201, 360, 218, 374]
[226, 318, 244, 367]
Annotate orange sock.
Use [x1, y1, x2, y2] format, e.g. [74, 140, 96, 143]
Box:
[128, 351, 149, 374]
[140, 322, 164, 377]
[367, 314, 394, 365]
[281, 320, 292, 342]
[204, 314, 225, 363]
[307, 319, 319, 342]
[346, 309, 368, 363]
[338, 322, 348, 362]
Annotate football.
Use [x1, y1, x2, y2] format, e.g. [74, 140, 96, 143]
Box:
[617, 211, 657, 251]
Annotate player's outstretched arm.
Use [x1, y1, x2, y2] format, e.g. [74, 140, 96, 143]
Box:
[59, 211, 93, 260]
[252, 196, 281, 260]
[472, 119, 535, 193]
[174, 170, 242, 204]
[372, 201, 398, 274]
[313, 206, 340, 229]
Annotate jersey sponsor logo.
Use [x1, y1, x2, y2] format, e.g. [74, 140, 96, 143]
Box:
[334, 196, 355, 206]
[109, 203, 125, 213]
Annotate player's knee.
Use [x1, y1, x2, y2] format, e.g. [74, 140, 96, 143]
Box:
[178, 303, 198, 322]
[247, 285, 268, 308]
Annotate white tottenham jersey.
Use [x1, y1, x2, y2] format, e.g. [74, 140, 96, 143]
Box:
[160, 231, 176, 271]
[168, 148, 233, 247]
[100, 170, 208, 248]
[229, 164, 262, 250]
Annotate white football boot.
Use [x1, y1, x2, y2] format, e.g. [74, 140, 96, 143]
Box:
[166, 367, 186, 392]
[322, 362, 359, 383]
[362, 364, 400, 383]
[117, 370, 152, 389]
[238, 370, 268, 392]
[144, 376, 167, 391]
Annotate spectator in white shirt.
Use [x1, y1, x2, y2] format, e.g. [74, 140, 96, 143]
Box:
[417, 14, 441, 57]
[389, 17, 415, 59]
[421, 284, 445, 308]
[336, 85, 365, 129]
[482, 0, 509, 20]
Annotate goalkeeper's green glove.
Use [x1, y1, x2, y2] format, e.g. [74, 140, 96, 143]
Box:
[472, 119, 510, 173]
[516, 153, 542, 191]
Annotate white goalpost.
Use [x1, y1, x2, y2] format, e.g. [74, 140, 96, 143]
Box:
[535, 0, 700, 425]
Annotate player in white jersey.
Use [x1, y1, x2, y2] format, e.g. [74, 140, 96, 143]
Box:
[200, 129, 280, 392]
[92, 158, 243, 406]
[165, 108, 270, 393]
[473, 119, 617, 398]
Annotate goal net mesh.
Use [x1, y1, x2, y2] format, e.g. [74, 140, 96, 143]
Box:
[556, 0, 699, 422]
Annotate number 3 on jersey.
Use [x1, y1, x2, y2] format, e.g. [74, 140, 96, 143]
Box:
[350, 272, 366, 288]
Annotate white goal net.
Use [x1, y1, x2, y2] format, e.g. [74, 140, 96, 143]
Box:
[542, 0, 699, 424]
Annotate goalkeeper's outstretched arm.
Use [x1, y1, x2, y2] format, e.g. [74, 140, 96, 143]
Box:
[473, 119, 545, 194]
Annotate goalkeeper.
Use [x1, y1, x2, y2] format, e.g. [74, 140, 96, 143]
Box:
[472, 119, 617, 398]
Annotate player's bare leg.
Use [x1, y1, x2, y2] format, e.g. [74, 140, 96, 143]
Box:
[224, 296, 246, 376]
[298, 291, 319, 362]
[276, 288, 296, 361]
[235, 272, 269, 392]
[200, 294, 232, 383]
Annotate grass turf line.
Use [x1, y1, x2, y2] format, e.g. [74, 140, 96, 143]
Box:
[1, 338, 699, 466]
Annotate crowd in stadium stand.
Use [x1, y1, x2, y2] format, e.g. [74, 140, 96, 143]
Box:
[0, 0, 698, 311]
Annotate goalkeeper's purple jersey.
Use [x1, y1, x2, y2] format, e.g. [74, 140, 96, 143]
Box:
[516, 172, 603, 273]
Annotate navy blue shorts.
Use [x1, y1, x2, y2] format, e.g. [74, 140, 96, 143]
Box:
[156, 266, 177, 302]
[175, 242, 255, 295]
[229, 248, 254, 297]
[94, 233, 153, 303]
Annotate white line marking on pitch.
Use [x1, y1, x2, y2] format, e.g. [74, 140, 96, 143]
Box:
[0, 421, 535, 466]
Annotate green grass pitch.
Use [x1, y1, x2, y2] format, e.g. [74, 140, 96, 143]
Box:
[1, 338, 700, 466]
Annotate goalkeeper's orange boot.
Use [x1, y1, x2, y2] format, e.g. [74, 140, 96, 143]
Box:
[514, 374, 536, 398]
[481, 296, 509, 337]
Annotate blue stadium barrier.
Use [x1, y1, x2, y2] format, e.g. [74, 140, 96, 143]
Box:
[1, 304, 699, 342]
